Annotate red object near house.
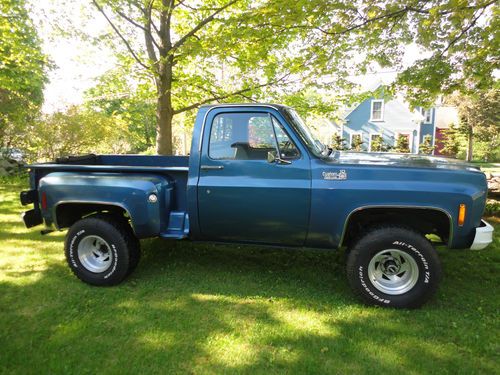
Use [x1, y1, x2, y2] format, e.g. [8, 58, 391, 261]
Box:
[434, 128, 447, 156]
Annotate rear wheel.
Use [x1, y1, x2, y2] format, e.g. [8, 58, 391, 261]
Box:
[346, 226, 441, 308]
[65, 215, 140, 286]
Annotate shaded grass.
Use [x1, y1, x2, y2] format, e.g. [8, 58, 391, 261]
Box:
[0, 184, 499, 374]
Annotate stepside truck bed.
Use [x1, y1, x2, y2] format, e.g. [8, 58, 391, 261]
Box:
[24, 154, 190, 239]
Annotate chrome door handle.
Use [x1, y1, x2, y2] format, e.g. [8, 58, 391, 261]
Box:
[200, 165, 224, 170]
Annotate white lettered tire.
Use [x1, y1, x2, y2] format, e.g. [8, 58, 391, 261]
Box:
[346, 226, 442, 308]
[65, 215, 139, 286]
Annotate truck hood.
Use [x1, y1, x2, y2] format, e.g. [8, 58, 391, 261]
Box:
[328, 151, 481, 172]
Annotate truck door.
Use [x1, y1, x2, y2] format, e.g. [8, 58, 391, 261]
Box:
[197, 108, 311, 246]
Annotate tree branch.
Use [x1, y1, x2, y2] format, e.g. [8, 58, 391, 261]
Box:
[158, 0, 172, 54]
[139, 1, 161, 36]
[439, 8, 486, 57]
[317, 7, 409, 36]
[143, 1, 160, 71]
[172, 0, 239, 50]
[256, 1, 496, 40]
[116, 9, 147, 31]
[92, 0, 149, 70]
[406, 0, 497, 15]
[237, 93, 259, 103]
[173, 74, 290, 114]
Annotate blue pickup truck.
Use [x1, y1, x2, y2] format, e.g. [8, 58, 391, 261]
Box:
[20, 104, 494, 308]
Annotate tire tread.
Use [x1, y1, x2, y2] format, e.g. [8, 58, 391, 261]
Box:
[64, 214, 140, 286]
[346, 225, 441, 308]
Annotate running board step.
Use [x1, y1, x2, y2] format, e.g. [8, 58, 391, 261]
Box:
[160, 211, 189, 239]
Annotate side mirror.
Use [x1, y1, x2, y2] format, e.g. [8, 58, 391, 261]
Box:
[267, 150, 291, 165]
[267, 150, 277, 163]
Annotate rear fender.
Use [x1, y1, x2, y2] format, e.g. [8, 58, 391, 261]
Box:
[39, 172, 172, 238]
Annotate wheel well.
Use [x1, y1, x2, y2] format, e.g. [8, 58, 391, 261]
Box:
[341, 207, 451, 248]
[55, 203, 130, 230]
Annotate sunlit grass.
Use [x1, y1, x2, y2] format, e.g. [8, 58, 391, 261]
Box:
[0, 182, 499, 374]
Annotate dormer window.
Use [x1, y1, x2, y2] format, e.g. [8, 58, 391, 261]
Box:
[370, 100, 384, 121]
[421, 108, 433, 124]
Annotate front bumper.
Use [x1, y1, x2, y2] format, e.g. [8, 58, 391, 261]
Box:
[470, 220, 494, 250]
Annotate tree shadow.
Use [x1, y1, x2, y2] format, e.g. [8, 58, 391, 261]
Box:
[1, 248, 497, 374]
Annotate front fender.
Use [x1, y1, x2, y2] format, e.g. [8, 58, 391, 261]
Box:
[308, 162, 487, 249]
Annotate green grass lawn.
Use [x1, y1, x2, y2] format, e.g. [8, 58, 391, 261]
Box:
[0, 183, 499, 375]
[470, 161, 500, 174]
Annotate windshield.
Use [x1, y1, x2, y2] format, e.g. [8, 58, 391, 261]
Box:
[282, 108, 327, 157]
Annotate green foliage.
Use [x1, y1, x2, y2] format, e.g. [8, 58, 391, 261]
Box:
[276, 89, 341, 119]
[370, 134, 391, 152]
[439, 124, 462, 158]
[72, 0, 498, 154]
[0, 171, 28, 186]
[0, 0, 49, 148]
[419, 134, 435, 155]
[394, 134, 410, 153]
[450, 89, 500, 162]
[350, 134, 364, 151]
[85, 63, 156, 153]
[395, 1, 499, 107]
[484, 200, 500, 217]
[330, 134, 348, 151]
[23, 106, 132, 162]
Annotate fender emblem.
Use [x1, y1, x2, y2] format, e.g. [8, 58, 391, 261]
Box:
[322, 170, 347, 180]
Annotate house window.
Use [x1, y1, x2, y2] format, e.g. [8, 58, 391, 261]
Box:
[370, 100, 384, 121]
[421, 108, 433, 124]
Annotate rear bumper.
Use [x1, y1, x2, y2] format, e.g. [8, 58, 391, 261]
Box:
[470, 220, 494, 250]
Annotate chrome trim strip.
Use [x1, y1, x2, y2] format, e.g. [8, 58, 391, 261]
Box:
[200, 165, 224, 170]
[339, 205, 454, 247]
[28, 164, 189, 172]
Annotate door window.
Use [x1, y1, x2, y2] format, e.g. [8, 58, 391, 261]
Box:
[272, 117, 300, 159]
[209, 112, 299, 160]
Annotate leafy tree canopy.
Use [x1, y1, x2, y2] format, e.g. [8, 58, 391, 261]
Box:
[54, 0, 499, 154]
[0, 0, 49, 146]
[24, 106, 132, 162]
[85, 60, 157, 152]
[447, 88, 500, 161]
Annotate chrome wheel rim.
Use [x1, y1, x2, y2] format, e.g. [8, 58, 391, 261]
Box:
[368, 249, 419, 295]
[77, 235, 113, 273]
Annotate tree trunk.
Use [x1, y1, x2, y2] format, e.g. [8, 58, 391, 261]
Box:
[465, 112, 473, 162]
[156, 95, 173, 155]
[466, 126, 473, 162]
[155, 59, 174, 155]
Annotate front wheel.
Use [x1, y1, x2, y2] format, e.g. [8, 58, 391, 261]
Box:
[346, 226, 441, 308]
[65, 215, 140, 286]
